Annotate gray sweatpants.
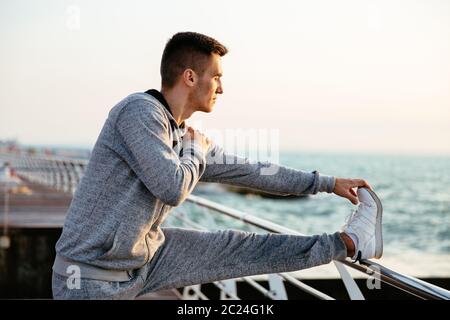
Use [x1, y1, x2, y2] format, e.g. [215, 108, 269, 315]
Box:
[52, 227, 347, 299]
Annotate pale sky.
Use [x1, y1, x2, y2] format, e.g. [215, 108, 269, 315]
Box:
[1, 0, 449, 155]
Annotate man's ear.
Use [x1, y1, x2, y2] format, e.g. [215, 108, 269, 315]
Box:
[182, 69, 197, 87]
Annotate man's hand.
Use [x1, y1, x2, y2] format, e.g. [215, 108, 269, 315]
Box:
[333, 178, 372, 205]
[183, 126, 211, 154]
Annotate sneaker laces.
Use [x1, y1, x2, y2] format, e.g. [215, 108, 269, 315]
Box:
[344, 203, 372, 230]
[353, 251, 362, 263]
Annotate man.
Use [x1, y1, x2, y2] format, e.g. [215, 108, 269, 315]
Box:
[52, 32, 383, 299]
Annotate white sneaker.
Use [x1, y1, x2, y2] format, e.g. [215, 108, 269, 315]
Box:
[341, 187, 383, 261]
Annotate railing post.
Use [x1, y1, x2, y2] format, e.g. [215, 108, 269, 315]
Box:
[219, 279, 238, 300]
[268, 274, 288, 300]
[182, 285, 208, 300]
[333, 261, 364, 300]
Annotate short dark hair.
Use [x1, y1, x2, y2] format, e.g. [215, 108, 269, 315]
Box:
[160, 32, 228, 89]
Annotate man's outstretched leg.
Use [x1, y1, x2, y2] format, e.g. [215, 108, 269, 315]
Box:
[138, 187, 382, 296]
[137, 228, 347, 296]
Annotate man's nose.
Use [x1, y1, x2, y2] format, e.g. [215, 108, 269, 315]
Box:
[217, 81, 223, 94]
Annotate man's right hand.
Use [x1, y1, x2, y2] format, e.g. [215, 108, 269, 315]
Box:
[183, 126, 211, 154]
[333, 178, 372, 205]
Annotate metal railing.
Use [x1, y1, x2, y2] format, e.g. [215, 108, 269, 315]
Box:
[1, 152, 449, 300]
[0, 153, 87, 194]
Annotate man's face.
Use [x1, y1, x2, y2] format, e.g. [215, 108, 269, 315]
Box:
[191, 53, 223, 113]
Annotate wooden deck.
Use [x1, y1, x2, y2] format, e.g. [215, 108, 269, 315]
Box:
[0, 177, 70, 228]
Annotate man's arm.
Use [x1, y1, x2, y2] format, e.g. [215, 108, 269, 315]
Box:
[115, 101, 207, 206]
[200, 142, 335, 196]
[200, 141, 372, 204]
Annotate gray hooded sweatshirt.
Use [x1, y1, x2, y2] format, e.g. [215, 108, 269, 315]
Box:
[54, 91, 335, 271]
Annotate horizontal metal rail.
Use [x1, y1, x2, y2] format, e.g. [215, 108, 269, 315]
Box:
[186, 194, 450, 300]
[0, 153, 87, 194]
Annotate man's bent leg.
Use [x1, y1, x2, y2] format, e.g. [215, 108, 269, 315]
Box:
[138, 227, 347, 296]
